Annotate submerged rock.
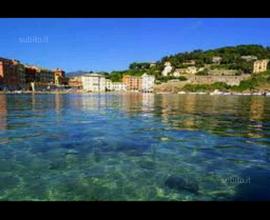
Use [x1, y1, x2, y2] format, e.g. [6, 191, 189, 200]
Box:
[139, 160, 156, 170]
[165, 175, 199, 194]
[49, 160, 66, 170]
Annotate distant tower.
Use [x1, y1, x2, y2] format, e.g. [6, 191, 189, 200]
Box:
[253, 59, 269, 73]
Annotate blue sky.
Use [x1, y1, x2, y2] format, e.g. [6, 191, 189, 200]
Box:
[1, 18, 270, 72]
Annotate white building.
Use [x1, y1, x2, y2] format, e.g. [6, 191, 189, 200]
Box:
[241, 55, 257, 62]
[173, 66, 198, 77]
[105, 79, 127, 91]
[162, 61, 173, 76]
[112, 82, 127, 91]
[212, 56, 222, 64]
[141, 73, 155, 92]
[81, 73, 106, 92]
[105, 79, 113, 91]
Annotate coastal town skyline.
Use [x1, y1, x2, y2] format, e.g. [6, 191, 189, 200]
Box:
[1, 18, 270, 72]
[1, 44, 270, 94]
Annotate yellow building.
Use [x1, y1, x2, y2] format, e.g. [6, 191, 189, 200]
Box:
[54, 68, 65, 86]
[253, 59, 269, 73]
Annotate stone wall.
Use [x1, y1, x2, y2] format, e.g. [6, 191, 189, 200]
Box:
[208, 69, 239, 76]
[187, 75, 251, 86]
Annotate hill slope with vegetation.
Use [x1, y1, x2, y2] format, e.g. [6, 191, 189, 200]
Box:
[154, 70, 270, 93]
[106, 44, 270, 82]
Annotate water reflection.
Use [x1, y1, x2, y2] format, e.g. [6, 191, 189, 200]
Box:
[54, 93, 63, 114]
[249, 96, 265, 121]
[0, 95, 7, 130]
[0, 93, 270, 200]
[31, 93, 36, 111]
[1, 93, 270, 138]
[141, 93, 155, 113]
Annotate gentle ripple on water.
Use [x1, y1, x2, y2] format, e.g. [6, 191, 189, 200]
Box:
[0, 93, 270, 200]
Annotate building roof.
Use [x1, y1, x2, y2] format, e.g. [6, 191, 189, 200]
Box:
[54, 68, 65, 72]
[82, 73, 105, 77]
[254, 59, 269, 63]
[0, 57, 12, 62]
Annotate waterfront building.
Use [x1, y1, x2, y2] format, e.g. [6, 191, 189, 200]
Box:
[68, 76, 82, 89]
[253, 59, 269, 73]
[0, 57, 26, 90]
[105, 79, 113, 91]
[25, 65, 66, 90]
[27, 67, 55, 90]
[122, 75, 141, 91]
[161, 61, 173, 77]
[112, 82, 127, 91]
[81, 73, 106, 92]
[141, 73, 155, 92]
[54, 68, 66, 86]
[25, 65, 38, 84]
[0, 56, 66, 91]
[36, 68, 54, 84]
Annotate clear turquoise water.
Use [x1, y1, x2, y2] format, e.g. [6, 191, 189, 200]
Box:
[0, 93, 270, 201]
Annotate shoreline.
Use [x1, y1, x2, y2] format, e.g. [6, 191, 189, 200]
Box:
[0, 90, 142, 95]
[158, 91, 270, 96]
[1, 90, 270, 96]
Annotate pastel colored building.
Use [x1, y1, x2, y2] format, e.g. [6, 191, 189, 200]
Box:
[0, 57, 26, 90]
[54, 68, 66, 86]
[25, 65, 39, 84]
[105, 79, 113, 91]
[122, 75, 141, 91]
[141, 73, 155, 92]
[36, 68, 54, 84]
[81, 73, 106, 92]
[253, 59, 269, 73]
[112, 82, 127, 91]
[68, 76, 83, 89]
